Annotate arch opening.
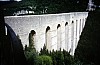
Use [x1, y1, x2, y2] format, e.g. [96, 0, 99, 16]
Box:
[45, 26, 51, 51]
[46, 26, 50, 33]
[29, 30, 36, 48]
[57, 24, 61, 29]
[65, 22, 68, 26]
[72, 21, 74, 23]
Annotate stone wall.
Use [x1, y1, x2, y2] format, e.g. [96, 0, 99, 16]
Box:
[5, 12, 88, 55]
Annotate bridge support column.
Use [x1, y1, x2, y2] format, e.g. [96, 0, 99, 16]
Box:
[70, 21, 75, 55]
[68, 22, 72, 52]
[65, 22, 68, 51]
[79, 19, 81, 35]
[81, 19, 83, 34]
[76, 20, 80, 48]
[72, 20, 77, 55]
[83, 18, 86, 28]
[57, 24, 61, 50]
[60, 22, 66, 51]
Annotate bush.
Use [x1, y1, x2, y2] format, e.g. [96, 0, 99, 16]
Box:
[24, 48, 38, 65]
[37, 55, 53, 65]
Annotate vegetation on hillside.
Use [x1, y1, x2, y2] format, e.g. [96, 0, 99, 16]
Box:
[24, 43, 96, 65]
[23, 10, 100, 65]
[75, 10, 100, 65]
[3, 0, 89, 16]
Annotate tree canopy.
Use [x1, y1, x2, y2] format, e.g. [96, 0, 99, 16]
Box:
[3, 0, 89, 16]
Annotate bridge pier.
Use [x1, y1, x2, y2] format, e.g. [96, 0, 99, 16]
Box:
[5, 12, 88, 55]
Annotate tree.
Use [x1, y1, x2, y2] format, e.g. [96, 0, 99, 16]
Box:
[63, 49, 74, 65]
[75, 11, 100, 65]
[4, 0, 89, 16]
[94, 0, 100, 6]
[37, 55, 53, 65]
[39, 44, 49, 55]
[24, 48, 38, 65]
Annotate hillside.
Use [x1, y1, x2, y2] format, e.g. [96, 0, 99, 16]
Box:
[75, 11, 100, 65]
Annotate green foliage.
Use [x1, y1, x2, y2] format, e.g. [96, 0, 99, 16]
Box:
[94, 0, 100, 6]
[24, 43, 95, 65]
[24, 36, 38, 65]
[40, 46, 74, 65]
[63, 49, 74, 65]
[74, 11, 100, 65]
[24, 48, 38, 65]
[37, 55, 53, 65]
[54, 49, 64, 65]
[24, 13, 100, 65]
[39, 44, 50, 55]
[4, 0, 89, 16]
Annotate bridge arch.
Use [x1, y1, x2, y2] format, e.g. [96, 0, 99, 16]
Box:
[45, 26, 51, 51]
[5, 12, 88, 55]
[29, 30, 36, 48]
[65, 22, 68, 26]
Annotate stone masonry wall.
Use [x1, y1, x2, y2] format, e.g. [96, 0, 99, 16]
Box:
[5, 12, 88, 55]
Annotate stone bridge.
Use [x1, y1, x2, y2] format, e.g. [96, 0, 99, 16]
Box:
[5, 12, 88, 55]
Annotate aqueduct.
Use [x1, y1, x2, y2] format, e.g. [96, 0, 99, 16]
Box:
[5, 12, 88, 55]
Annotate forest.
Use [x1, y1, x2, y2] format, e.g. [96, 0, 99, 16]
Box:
[3, 0, 89, 16]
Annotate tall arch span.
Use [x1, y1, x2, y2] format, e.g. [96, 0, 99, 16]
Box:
[5, 12, 88, 55]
